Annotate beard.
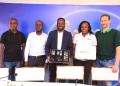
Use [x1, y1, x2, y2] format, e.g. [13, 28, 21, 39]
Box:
[36, 29, 42, 32]
[57, 27, 64, 31]
[10, 27, 17, 31]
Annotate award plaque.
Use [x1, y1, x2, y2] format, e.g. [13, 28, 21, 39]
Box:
[50, 49, 70, 63]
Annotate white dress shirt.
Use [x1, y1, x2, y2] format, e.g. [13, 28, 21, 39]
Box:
[57, 31, 63, 49]
[73, 33, 97, 61]
[24, 32, 48, 62]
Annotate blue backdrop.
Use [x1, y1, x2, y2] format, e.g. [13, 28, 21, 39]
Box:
[0, 3, 120, 86]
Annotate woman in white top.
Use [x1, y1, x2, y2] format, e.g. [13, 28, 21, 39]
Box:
[73, 21, 97, 84]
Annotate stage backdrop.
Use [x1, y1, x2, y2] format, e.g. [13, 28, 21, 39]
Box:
[0, 3, 120, 86]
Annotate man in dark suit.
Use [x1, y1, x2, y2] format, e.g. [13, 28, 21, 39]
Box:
[45, 18, 72, 82]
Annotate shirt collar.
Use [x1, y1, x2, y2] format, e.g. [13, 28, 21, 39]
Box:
[101, 28, 112, 33]
[57, 30, 64, 34]
[8, 29, 19, 33]
[35, 32, 44, 35]
[79, 32, 90, 37]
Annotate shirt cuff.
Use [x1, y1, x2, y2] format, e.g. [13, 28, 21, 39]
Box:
[45, 59, 48, 63]
[25, 57, 28, 62]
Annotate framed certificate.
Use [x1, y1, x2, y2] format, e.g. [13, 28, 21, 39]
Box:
[50, 49, 70, 63]
[75, 46, 96, 60]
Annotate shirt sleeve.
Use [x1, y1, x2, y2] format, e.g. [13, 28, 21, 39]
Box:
[92, 35, 97, 46]
[45, 32, 52, 56]
[21, 33, 26, 44]
[73, 35, 77, 44]
[24, 34, 31, 62]
[45, 59, 48, 63]
[0, 33, 6, 44]
[115, 30, 120, 47]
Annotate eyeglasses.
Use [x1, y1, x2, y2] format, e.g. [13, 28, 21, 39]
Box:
[36, 24, 43, 26]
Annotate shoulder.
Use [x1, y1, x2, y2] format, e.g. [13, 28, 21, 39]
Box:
[89, 34, 97, 40]
[111, 29, 119, 33]
[18, 31, 25, 36]
[95, 31, 101, 34]
[74, 33, 80, 40]
[42, 32, 48, 37]
[64, 30, 72, 36]
[49, 30, 56, 34]
[90, 34, 96, 37]
[48, 30, 58, 37]
[28, 32, 36, 36]
[110, 29, 120, 36]
[1, 30, 9, 37]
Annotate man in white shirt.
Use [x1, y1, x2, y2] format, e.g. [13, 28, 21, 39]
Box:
[24, 20, 48, 67]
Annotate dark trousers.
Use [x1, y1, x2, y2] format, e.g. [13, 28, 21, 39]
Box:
[28, 55, 46, 67]
[70, 59, 93, 85]
[49, 63, 67, 82]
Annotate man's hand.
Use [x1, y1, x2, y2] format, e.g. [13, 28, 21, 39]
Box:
[44, 63, 48, 70]
[92, 61, 96, 67]
[0, 63, 4, 68]
[63, 58, 71, 64]
[108, 64, 118, 73]
[20, 59, 24, 67]
[84, 58, 88, 61]
[47, 56, 51, 63]
[24, 61, 28, 67]
[74, 57, 77, 59]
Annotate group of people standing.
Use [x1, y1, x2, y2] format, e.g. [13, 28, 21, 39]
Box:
[0, 14, 120, 86]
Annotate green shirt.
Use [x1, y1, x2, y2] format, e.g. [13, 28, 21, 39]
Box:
[96, 28, 120, 60]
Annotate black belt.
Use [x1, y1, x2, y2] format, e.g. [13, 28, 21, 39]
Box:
[29, 55, 46, 58]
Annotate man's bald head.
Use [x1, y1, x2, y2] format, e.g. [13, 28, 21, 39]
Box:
[35, 20, 44, 32]
[9, 18, 18, 31]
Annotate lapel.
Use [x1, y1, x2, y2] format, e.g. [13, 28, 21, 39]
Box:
[61, 30, 66, 49]
[54, 30, 57, 49]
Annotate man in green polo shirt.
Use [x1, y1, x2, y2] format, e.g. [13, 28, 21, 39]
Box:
[96, 14, 120, 86]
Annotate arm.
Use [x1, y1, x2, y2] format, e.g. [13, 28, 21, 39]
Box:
[45, 32, 51, 62]
[21, 43, 25, 66]
[72, 34, 77, 59]
[0, 44, 5, 67]
[92, 35, 97, 66]
[24, 34, 31, 66]
[21, 34, 26, 66]
[115, 46, 120, 66]
[73, 43, 76, 57]
[69, 33, 73, 57]
[109, 30, 120, 72]
[114, 31, 120, 66]
[0, 33, 6, 67]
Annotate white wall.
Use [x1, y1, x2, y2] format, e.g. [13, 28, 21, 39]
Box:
[0, 0, 120, 5]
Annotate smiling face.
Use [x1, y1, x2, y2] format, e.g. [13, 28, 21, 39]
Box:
[81, 22, 89, 34]
[100, 15, 111, 29]
[57, 18, 65, 31]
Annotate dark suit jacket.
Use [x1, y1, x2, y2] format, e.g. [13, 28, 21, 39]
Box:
[45, 30, 72, 57]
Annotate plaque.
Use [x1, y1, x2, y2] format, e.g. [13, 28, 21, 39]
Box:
[50, 49, 70, 63]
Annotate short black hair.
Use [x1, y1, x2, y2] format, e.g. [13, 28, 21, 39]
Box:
[57, 18, 65, 23]
[35, 20, 43, 25]
[78, 21, 93, 34]
[10, 18, 18, 24]
[100, 14, 111, 20]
